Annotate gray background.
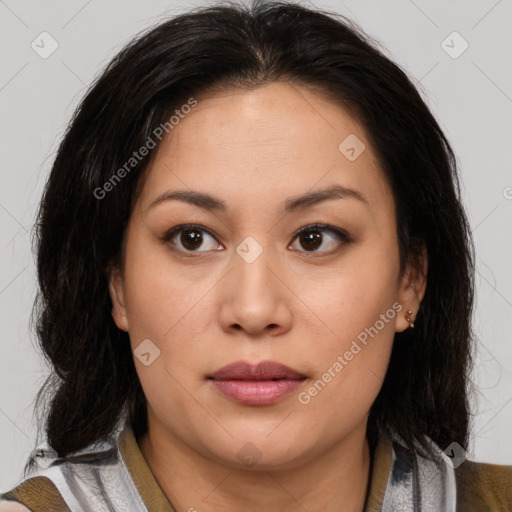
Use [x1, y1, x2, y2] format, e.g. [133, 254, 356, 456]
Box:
[1, 0, 511, 490]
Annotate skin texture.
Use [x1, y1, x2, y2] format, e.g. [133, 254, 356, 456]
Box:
[109, 82, 427, 512]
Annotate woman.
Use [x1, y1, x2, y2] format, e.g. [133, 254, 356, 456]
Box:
[1, 1, 511, 510]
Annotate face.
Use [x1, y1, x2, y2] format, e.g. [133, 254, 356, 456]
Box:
[109, 82, 426, 470]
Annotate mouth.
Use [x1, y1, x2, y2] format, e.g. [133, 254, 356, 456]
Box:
[207, 360, 307, 381]
[207, 360, 307, 405]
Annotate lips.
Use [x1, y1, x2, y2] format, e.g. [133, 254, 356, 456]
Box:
[208, 360, 306, 381]
[207, 360, 307, 406]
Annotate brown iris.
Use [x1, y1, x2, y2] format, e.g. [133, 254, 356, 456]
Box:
[180, 229, 204, 250]
[299, 230, 322, 251]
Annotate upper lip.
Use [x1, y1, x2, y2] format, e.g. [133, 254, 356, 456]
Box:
[208, 360, 306, 380]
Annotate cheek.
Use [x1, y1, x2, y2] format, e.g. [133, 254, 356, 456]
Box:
[292, 245, 399, 408]
[297, 316, 395, 431]
[121, 246, 222, 397]
[122, 236, 215, 340]
[292, 246, 400, 341]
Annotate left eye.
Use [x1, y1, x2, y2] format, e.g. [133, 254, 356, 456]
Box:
[289, 223, 351, 253]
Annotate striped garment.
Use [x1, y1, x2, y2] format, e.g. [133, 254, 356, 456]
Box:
[1, 418, 511, 511]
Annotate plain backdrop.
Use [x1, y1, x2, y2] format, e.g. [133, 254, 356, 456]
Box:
[0, 0, 511, 491]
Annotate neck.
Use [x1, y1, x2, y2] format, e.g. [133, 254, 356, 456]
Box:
[138, 417, 372, 512]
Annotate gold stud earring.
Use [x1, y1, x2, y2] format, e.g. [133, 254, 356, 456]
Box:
[405, 310, 415, 328]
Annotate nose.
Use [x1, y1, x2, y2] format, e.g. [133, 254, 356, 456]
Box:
[218, 238, 293, 337]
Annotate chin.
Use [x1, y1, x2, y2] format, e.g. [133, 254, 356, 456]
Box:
[206, 431, 313, 472]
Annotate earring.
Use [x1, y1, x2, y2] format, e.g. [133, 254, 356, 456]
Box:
[405, 310, 415, 328]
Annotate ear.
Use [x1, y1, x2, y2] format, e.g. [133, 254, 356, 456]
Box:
[395, 242, 428, 333]
[108, 266, 129, 332]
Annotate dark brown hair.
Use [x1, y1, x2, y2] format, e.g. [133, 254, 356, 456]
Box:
[26, 0, 475, 475]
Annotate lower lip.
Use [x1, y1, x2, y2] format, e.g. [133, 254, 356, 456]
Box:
[209, 379, 305, 405]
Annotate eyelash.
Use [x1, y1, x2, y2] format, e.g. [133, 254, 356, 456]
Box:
[160, 222, 352, 256]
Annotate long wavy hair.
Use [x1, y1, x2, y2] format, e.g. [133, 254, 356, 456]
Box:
[25, 0, 475, 476]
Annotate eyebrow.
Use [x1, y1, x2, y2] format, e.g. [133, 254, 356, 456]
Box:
[147, 184, 368, 213]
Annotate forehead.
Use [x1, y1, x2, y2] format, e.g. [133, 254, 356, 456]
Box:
[137, 82, 393, 217]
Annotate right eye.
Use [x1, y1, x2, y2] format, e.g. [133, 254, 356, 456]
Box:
[161, 224, 224, 253]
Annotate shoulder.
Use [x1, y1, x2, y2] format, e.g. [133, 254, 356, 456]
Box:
[0, 476, 70, 512]
[455, 459, 512, 511]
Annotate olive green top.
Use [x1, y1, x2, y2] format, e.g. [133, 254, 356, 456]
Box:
[1, 422, 512, 511]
